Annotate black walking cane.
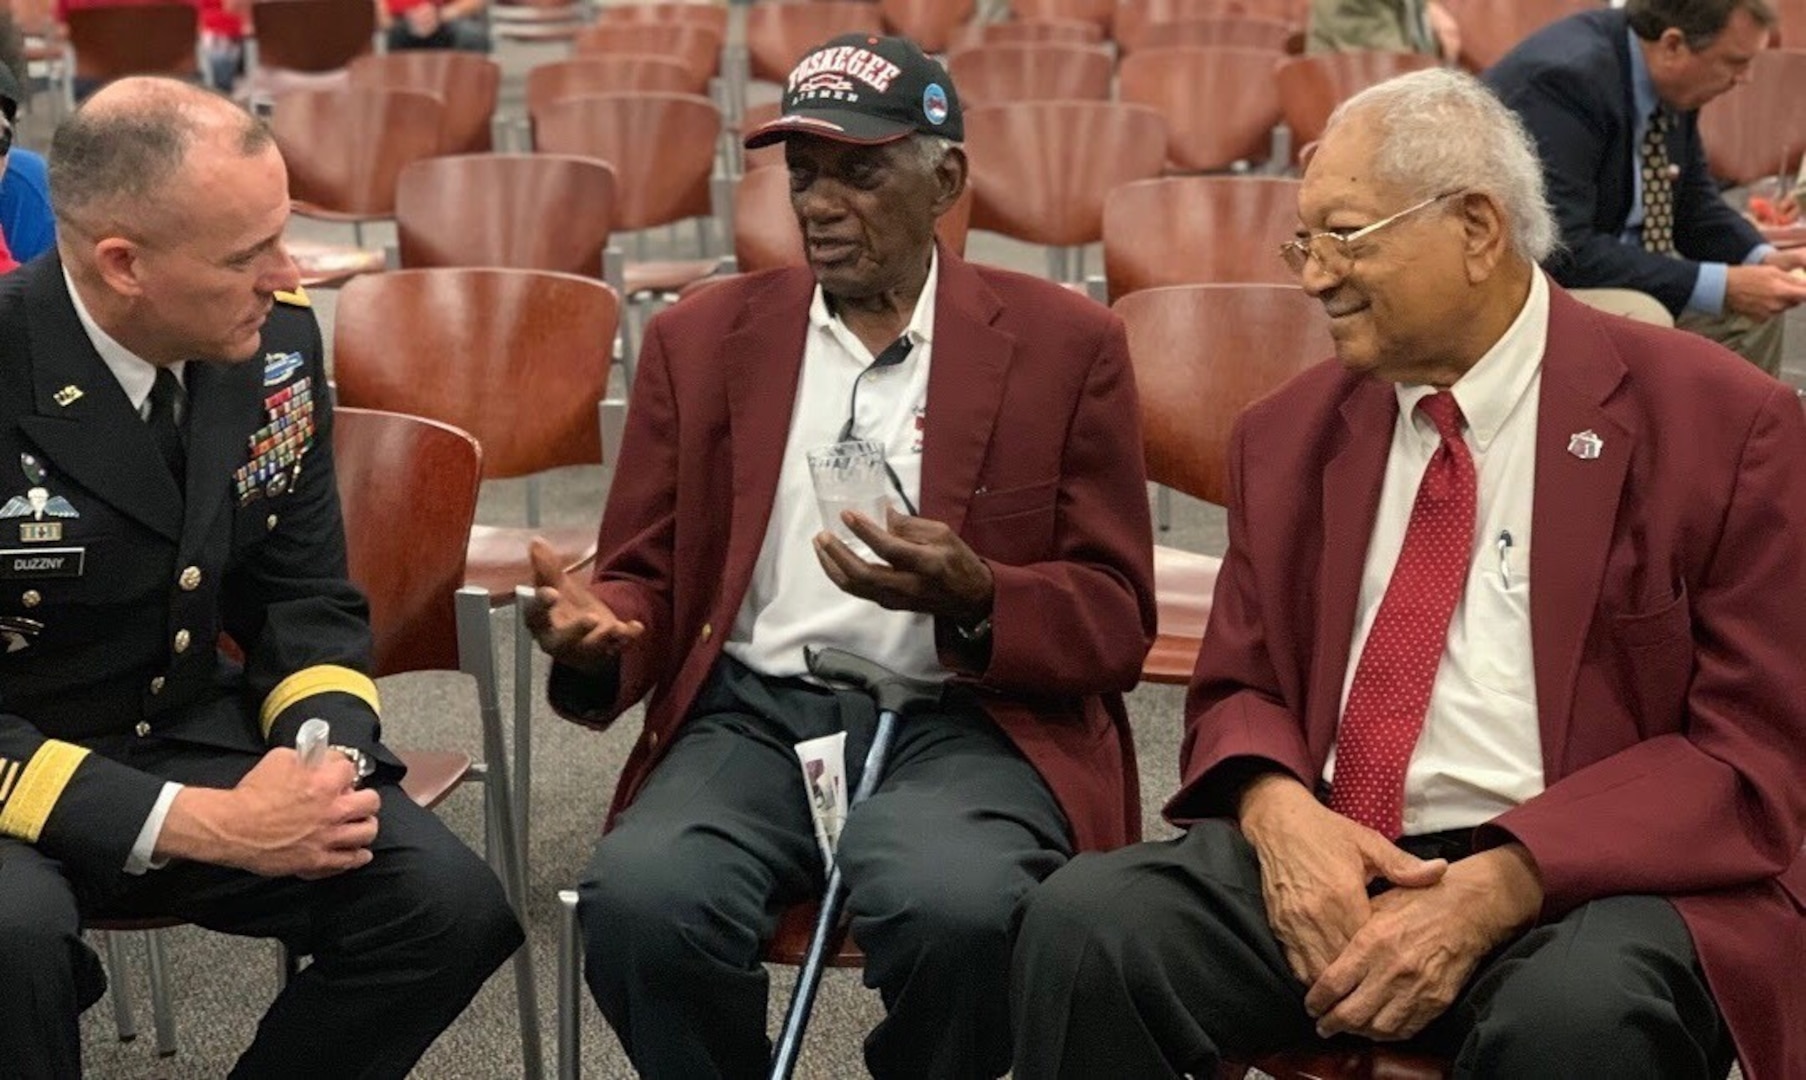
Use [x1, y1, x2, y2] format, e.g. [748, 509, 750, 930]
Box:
[768, 645, 944, 1080]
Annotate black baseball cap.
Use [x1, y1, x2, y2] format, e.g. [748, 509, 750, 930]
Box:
[744, 33, 962, 149]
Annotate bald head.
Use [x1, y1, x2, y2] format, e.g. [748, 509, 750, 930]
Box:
[47, 78, 299, 367]
[49, 77, 274, 242]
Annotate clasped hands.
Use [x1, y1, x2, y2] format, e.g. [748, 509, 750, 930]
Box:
[1237, 774, 1544, 1043]
[523, 507, 992, 674]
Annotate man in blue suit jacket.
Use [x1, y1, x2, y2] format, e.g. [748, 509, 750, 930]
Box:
[1485, 0, 1806, 375]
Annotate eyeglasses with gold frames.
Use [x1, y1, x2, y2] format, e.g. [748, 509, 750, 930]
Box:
[1277, 190, 1464, 277]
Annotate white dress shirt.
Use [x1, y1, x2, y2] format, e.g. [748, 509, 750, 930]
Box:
[1325, 270, 1551, 835]
[65, 268, 184, 874]
[724, 253, 948, 684]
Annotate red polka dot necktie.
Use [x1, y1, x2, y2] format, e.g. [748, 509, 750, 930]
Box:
[1329, 391, 1476, 838]
[1640, 108, 1677, 256]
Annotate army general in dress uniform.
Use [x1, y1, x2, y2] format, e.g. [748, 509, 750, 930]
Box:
[0, 78, 521, 1077]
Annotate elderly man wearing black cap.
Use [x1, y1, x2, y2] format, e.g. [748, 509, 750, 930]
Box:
[528, 32, 1156, 1080]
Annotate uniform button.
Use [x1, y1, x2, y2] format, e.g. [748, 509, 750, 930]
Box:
[179, 566, 202, 591]
[699, 622, 712, 642]
[21, 590, 40, 608]
[149, 676, 165, 695]
[173, 629, 192, 654]
[134, 721, 151, 738]
[266, 514, 278, 530]
[646, 731, 659, 750]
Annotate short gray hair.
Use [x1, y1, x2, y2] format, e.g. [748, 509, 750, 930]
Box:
[903, 133, 955, 173]
[49, 77, 272, 237]
[1326, 68, 1557, 264]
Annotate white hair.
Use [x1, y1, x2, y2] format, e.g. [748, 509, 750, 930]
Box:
[1325, 68, 1558, 264]
[904, 133, 956, 172]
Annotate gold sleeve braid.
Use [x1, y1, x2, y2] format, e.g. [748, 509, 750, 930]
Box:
[0, 742, 91, 842]
[260, 665, 381, 738]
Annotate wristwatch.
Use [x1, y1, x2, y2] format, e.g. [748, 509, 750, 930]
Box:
[328, 744, 375, 785]
[954, 615, 993, 643]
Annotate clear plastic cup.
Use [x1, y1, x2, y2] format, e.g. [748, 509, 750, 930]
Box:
[806, 439, 892, 555]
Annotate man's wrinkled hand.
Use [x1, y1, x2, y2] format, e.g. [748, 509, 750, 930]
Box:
[1305, 845, 1544, 1041]
[1238, 775, 1447, 987]
[523, 537, 643, 674]
[813, 506, 994, 623]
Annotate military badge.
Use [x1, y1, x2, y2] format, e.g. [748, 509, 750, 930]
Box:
[235, 378, 317, 504]
[1, 454, 79, 543]
[263, 351, 304, 386]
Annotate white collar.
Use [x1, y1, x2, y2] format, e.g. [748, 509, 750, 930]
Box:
[63, 265, 184, 413]
[1395, 269, 1549, 451]
[808, 247, 940, 358]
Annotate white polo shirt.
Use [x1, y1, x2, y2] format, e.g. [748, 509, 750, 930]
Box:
[723, 253, 949, 684]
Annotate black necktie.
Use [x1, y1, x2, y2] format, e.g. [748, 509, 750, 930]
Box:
[147, 367, 186, 490]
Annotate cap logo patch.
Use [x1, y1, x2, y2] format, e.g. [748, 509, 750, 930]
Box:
[796, 73, 857, 96]
[923, 83, 949, 125]
[788, 45, 903, 97]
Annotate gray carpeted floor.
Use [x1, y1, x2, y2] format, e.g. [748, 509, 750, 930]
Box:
[29, 13, 1797, 1078]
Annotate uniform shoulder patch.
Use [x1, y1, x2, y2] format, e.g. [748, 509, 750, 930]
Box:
[273, 287, 311, 309]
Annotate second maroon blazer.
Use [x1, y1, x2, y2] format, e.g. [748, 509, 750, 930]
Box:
[1170, 285, 1806, 1080]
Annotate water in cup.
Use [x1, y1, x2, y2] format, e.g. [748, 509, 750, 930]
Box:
[806, 440, 893, 559]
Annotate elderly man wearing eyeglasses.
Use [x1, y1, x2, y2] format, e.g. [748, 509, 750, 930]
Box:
[1010, 67, 1806, 1080]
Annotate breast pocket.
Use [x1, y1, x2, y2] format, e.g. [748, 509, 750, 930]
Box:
[964, 477, 1058, 565]
[1610, 583, 1691, 649]
[1467, 544, 1534, 702]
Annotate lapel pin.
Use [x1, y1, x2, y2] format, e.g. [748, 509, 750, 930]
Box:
[53, 385, 83, 407]
[1567, 429, 1604, 461]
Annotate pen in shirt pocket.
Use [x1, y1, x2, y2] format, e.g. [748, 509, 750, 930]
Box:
[1496, 529, 1514, 588]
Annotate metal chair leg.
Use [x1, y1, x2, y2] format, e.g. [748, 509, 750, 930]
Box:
[512, 594, 535, 877]
[456, 587, 545, 1080]
[557, 889, 582, 1080]
[1157, 484, 1173, 532]
[102, 932, 139, 1043]
[143, 929, 178, 1057]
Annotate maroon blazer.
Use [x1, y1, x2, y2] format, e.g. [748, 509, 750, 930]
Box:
[553, 250, 1158, 854]
[1168, 286, 1806, 1079]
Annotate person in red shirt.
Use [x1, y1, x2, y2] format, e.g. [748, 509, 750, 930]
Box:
[199, 0, 249, 92]
[377, 0, 488, 52]
[53, 0, 247, 96]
